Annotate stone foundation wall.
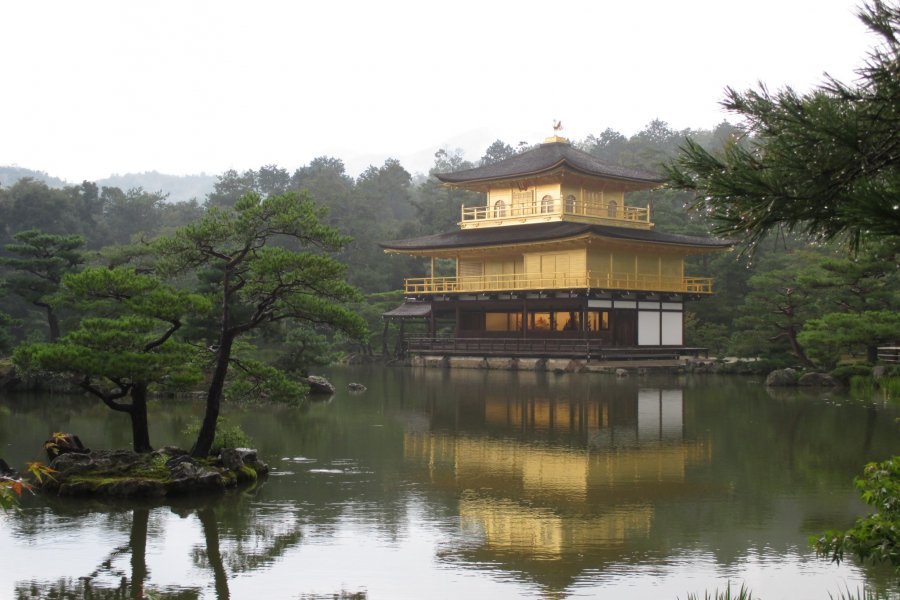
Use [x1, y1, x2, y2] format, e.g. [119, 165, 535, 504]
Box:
[404, 355, 690, 374]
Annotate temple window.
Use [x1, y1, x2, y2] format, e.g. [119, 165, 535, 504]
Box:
[528, 312, 552, 331]
[587, 311, 610, 331]
[554, 311, 581, 331]
[485, 312, 522, 332]
[493, 199, 507, 218]
[540, 195, 554, 214]
[607, 200, 618, 218]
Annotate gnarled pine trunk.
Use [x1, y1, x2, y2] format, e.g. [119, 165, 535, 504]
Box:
[129, 382, 152, 453]
[191, 332, 236, 457]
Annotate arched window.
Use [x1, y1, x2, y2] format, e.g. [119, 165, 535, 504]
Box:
[565, 194, 576, 214]
[607, 200, 618, 218]
[493, 199, 507, 218]
[540, 195, 554, 214]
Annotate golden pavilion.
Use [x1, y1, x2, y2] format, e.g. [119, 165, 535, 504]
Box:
[381, 135, 730, 359]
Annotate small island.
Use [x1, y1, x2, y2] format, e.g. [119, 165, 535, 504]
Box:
[40, 435, 267, 499]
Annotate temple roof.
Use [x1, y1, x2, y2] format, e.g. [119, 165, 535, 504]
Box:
[381, 222, 732, 253]
[436, 139, 662, 187]
[383, 301, 432, 318]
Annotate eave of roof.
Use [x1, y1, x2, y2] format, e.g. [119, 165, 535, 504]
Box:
[380, 222, 733, 253]
[435, 140, 663, 187]
[383, 301, 432, 318]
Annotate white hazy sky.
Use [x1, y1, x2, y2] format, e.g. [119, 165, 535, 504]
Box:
[1, 0, 876, 182]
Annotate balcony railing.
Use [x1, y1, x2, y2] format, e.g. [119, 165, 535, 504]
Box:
[404, 271, 712, 295]
[460, 196, 651, 228]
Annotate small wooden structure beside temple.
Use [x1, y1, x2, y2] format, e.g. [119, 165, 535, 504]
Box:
[380, 135, 730, 361]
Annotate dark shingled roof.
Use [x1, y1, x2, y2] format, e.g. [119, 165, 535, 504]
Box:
[383, 302, 432, 318]
[381, 222, 732, 252]
[436, 140, 663, 186]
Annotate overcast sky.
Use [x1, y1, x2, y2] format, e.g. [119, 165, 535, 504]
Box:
[1, 0, 876, 182]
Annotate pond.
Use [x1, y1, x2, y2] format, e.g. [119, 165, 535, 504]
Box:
[1, 367, 898, 599]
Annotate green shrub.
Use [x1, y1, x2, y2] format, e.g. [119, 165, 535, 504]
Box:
[813, 456, 900, 572]
[214, 423, 254, 452]
[831, 364, 873, 384]
[183, 420, 254, 455]
[850, 375, 876, 396]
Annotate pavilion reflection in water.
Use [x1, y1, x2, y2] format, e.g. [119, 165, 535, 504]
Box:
[404, 381, 711, 569]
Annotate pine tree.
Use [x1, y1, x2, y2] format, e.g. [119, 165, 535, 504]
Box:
[13, 267, 209, 452]
[666, 1, 900, 250]
[154, 191, 367, 457]
[0, 229, 84, 341]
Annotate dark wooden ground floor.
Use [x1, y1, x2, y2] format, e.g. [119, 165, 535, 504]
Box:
[383, 291, 702, 360]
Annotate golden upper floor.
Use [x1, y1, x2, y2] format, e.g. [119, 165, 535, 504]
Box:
[462, 185, 651, 229]
[437, 136, 661, 231]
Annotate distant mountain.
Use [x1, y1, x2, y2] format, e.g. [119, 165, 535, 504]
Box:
[0, 166, 68, 189]
[96, 171, 216, 203]
[0, 166, 217, 204]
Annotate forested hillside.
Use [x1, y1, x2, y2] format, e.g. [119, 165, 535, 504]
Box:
[0, 166, 67, 189]
[95, 172, 217, 204]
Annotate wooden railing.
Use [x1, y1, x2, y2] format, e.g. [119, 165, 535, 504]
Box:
[460, 196, 651, 228]
[878, 347, 900, 364]
[403, 271, 713, 295]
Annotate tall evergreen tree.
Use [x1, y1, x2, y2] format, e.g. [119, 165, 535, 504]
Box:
[154, 191, 367, 457]
[480, 140, 516, 166]
[0, 229, 85, 341]
[13, 267, 209, 452]
[728, 254, 820, 367]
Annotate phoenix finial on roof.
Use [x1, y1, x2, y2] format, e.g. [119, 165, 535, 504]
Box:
[553, 120, 563, 132]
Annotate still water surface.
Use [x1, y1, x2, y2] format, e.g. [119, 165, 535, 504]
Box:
[1, 367, 899, 599]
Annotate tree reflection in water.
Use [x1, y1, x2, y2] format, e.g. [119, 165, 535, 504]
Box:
[15, 505, 201, 599]
[12, 490, 304, 600]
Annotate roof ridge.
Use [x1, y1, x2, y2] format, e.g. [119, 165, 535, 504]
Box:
[436, 142, 662, 186]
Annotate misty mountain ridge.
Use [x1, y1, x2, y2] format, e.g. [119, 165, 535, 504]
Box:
[0, 166, 216, 204]
[0, 166, 68, 190]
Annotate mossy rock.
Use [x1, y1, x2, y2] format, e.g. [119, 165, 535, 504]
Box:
[765, 368, 800, 387]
